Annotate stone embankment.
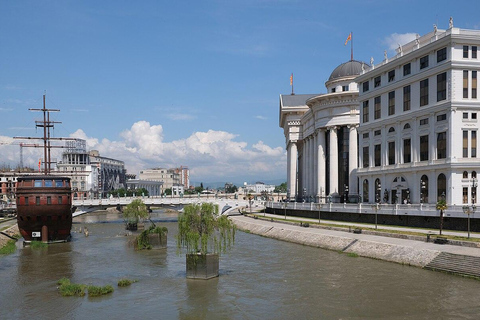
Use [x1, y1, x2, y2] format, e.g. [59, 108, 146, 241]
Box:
[0, 223, 20, 248]
[230, 215, 480, 278]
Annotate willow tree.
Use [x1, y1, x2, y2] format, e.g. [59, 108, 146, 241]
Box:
[176, 203, 236, 279]
[123, 199, 149, 231]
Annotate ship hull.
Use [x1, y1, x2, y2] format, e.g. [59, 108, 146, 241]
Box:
[15, 176, 72, 242]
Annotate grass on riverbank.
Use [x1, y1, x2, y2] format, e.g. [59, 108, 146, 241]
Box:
[0, 239, 17, 255]
[248, 214, 480, 243]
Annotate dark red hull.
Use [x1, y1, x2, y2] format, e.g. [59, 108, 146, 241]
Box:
[15, 176, 72, 242]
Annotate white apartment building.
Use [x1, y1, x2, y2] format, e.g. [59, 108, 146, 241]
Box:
[356, 24, 480, 206]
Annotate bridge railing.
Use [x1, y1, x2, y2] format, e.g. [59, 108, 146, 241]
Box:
[267, 201, 476, 219]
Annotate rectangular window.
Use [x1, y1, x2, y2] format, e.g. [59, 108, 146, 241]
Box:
[437, 72, 447, 101]
[331, 88, 336, 93]
[464, 112, 469, 119]
[34, 180, 42, 187]
[420, 55, 429, 69]
[363, 132, 369, 139]
[363, 146, 369, 168]
[463, 130, 468, 157]
[55, 180, 63, 187]
[363, 81, 369, 92]
[437, 132, 447, 159]
[58, 196, 63, 205]
[437, 47, 447, 62]
[362, 100, 369, 123]
[47, 196, 52, 205]
[473, 71, 477, 99]
[472, 131, 477, 158]
[374, 144, 381, 167]
[45, 180, 53, 187]
[388, 70, 395, 82]
[374, 130, 381, 136]
[374, 96, 381, 119]
[403, 139, 411, 163]
[374, 76, 381, 87]
[25, 197, 29, 206]
[403, 63, 411, 76]
[36, 196, 40, 205]
[420, 135, 429, 161]
[464, 70, 469, 98]
[388, 141, 395, 165]
[473, 46, 478, 59]
[342, 85, 349, 92]
[403, 85, 411, 111]
[388, 91, 395, 116]
[473, 113, 477, 120]
[420, 79, 429, 106]
[420, 118, 429, 125]
[464, 187, 468, 204]
[437, 114, 447, 121]
[463, 46, 469, 58]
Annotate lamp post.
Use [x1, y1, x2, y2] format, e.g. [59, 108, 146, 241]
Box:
[372, 203, 379, 230]
[317, 203, 323, 223]
[284, 201, 287, 220]
[303, 188, 306, 203]
[462, 204, 476, 239]
[463, 178, 477, 239]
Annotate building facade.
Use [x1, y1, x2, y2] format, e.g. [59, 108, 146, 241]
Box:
[280, 60, 369, 202]
[56, 140, 127, 198]
[139, 167, 189, 194]
[356, 25, 480, 206]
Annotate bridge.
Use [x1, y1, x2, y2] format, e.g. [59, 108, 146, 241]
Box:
[72, 196, 255, 217]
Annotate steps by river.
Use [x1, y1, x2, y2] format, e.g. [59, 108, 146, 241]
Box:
[424, 252, 480, 278]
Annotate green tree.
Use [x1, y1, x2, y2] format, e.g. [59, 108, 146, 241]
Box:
[123, 199, 150, 230]
[176, 203, 235, 255]
[274, 182, 287, 193]
[225, 185, 238, 193]
[436, 198, 448, 235]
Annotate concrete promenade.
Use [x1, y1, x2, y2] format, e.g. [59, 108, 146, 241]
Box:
[230, 213, 480, 278]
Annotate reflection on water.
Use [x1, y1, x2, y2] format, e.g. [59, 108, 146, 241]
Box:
[1, 209, 480, 319]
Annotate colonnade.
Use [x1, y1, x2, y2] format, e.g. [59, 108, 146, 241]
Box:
[286, 125, 358, 202]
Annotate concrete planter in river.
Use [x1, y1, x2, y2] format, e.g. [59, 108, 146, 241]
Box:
[186, 253, 219, 279]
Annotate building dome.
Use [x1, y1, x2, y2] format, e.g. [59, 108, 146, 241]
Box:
[328, 60, 369, 81]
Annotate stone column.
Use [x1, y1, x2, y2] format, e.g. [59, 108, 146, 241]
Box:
[329, 126, 338, 195]
[348, 125, 358, 198]
[287, 141, 297, 200]
[317, 129, 326, 202]
[313, 132, 318, 200]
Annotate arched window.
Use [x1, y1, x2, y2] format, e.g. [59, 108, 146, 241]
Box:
[420, 175, 429, 203]
[388, 127, 395, 133]
[404, 123, 411, 130]
[437, 173, 447, 201]
[473, 171, 477, 179]
[463, 171, 469, 179]
[363, 179, 369, 203]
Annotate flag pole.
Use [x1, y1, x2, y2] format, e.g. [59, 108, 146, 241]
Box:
[290, 73, 295, 95]
[351, 31, 353, 61]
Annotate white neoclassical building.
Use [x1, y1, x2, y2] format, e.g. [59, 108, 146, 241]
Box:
[356, 24, 480, 206]
[280, 60, 369, 202]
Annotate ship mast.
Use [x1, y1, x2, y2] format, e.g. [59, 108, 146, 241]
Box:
[14, 94, 77, 175]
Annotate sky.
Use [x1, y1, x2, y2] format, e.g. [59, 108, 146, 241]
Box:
[0, 0, 479, 185]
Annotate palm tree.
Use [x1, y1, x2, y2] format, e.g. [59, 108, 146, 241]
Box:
[436, 197, 447, 235]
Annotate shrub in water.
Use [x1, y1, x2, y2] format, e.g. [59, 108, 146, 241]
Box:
[87, 285, 114, 297]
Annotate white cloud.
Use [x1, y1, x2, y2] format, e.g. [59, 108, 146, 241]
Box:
[384, 32, 418, 51]
[0, 121, 286, 182]
[166, 113, 196, 121]
[255, 115, 267, 120]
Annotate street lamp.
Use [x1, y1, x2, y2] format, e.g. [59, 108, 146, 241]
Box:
[303, 188, 306, 203]
[317, 203, 323, 223]
[462, 204, 476, 239]
[372, 203, 379, 230]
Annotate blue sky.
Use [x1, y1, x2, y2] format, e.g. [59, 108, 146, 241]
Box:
[0, 0, 478, 184]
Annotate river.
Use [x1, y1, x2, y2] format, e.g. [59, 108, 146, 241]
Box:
[1, 209, 480, 319]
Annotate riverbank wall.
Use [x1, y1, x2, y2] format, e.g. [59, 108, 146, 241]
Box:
[232, 215, 440, 267]
[0, 223, 19, 249]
